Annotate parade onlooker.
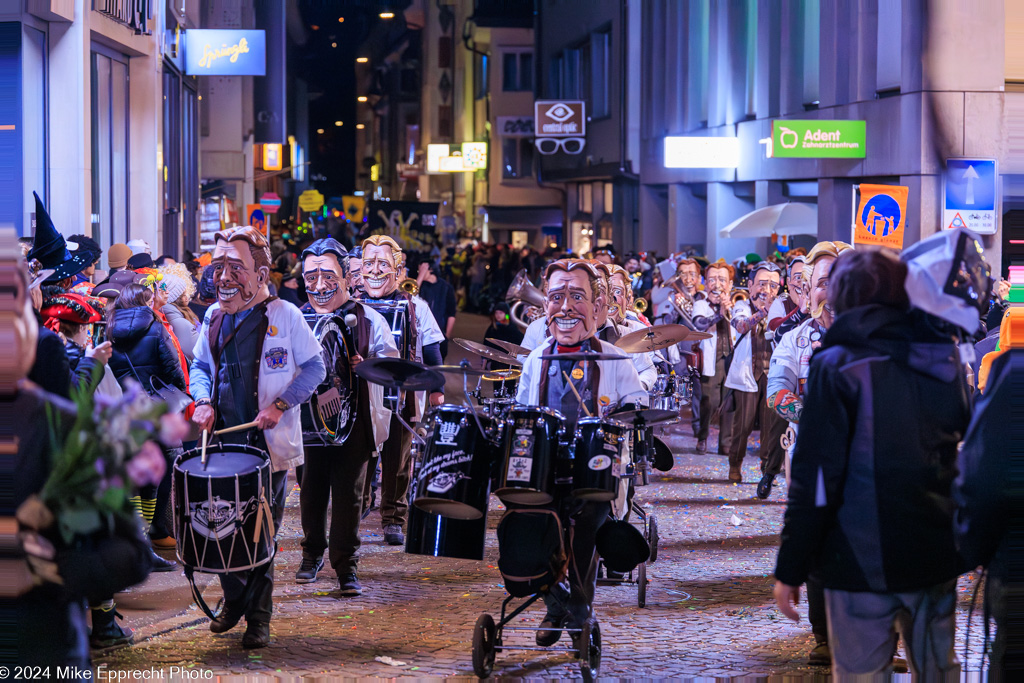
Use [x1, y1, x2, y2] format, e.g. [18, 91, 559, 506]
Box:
[127, 252, 155, 270]
[157, 265, 200, 363]
[126, 238, 151, 255]
[189, 265, 217, 321]
[106, 243, 132, 273]
[774, 248, 972, 678]
[67, 235, 103, 295]
[416, 258, 457, 359]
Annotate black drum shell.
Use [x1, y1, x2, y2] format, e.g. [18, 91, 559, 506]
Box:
[172, 444, 274, 572]
[405, 503, 486, 561]
[572, 418, 626, 502]
[495, 407, 565, 505]
[413, 405, 493, 520]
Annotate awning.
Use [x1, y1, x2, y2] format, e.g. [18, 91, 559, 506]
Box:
[486, 206, 563, 228]
[719, 202, 818, 239]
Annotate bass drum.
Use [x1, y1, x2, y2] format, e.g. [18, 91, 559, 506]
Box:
[173, 444, 275, 572]
[413, 405, 493, 520]
[302, 314, 358, 445]
[405, 503, 487, 561]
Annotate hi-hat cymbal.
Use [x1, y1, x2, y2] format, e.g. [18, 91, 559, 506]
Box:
[355, 358, 445, 392]
[434, 363, 493, 377]
[607, 407, 681, 426]
[614, 324, 712, 353]
[486, 338, 531, 357]
[539, 350, 629, 362]
[483, 368, 522, 382]
[452, 338, 523, 366]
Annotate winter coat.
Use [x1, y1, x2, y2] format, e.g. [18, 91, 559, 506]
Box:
[64, 340, 102, 394]
[161, 303, 199, 362]
[775, 304, 971, 593]
[108, 306, 187, 394]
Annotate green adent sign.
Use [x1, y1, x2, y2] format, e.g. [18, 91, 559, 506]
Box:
[770, 120, 866, 158]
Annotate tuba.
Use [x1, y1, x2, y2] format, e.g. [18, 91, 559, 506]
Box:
[506, 269, 546, 332]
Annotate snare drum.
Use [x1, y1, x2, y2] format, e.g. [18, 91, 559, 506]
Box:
[413, 405, 493, 520]
[495, 407, 565, 505]
[405, 503, 486, 561]
[172, 444, 275, 573]
[572, 418, 627, 502]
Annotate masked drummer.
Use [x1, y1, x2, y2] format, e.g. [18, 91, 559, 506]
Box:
[358, 235, 445, 547]
[348, 246, 365, 299]
[516, 259, 646, 647]
[190, 227, 326, 649]
[294, 238, 399, 595]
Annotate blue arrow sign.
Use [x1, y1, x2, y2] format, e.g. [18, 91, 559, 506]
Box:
[945, 159, 996, 211]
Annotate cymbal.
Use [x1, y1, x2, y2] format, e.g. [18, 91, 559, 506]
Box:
[434, 363, 493, 377]
[485, 338, 531, 357]
[607, 407, 680, 426]
[354, 358, 445, 392]
[539, 351, 629, 362]
[483, 368, 522, 382]
[614, 324, 711, 353]
[452, 338, 523, 366]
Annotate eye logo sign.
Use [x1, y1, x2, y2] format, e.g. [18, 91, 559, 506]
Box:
[545, 103, 575, 122]
[535, 100, 586, 138]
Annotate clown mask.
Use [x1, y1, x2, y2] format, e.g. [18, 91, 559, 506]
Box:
[211, 239, 269, 314]
[546, 269, 601, 346]
[362, 244, 399, 298]
[303, 253, 349, 313]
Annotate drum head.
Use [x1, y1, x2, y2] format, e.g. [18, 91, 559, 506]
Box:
[494, 488, 553, 506]
[414, 498, 483, 520]
[179, 451, 266, 476]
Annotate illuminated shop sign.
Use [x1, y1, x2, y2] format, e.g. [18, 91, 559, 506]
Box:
[184, 30, 266, 76]
[426, 142, 488, 173]
[768, 120, 866, 159]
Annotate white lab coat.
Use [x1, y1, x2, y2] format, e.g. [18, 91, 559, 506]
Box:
[767, 317, 819, 484]
[515, 338, 647, 411]
[724, 300, 760, 393]
[521, 316, 550, 352]
[355, 304, 401, 447]
[692, 298, 741, 377]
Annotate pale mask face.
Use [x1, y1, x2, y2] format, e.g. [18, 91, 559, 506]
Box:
[348, 257, 364, 293]
[677, 264, 700, 296]
[362, 244, 399, 298]
[808, 256, 836, 328]
[750, 270, 781, 307]
[303, 253, 349, 313]
[705, 267, 733, 305]
[788, 262, 805, 307]
[546, 269, 601, 346]
[609, 273, 629, 323]
[211, 240, 269, 314]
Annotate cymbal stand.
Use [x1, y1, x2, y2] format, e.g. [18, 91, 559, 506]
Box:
[393, 390, 428, 447]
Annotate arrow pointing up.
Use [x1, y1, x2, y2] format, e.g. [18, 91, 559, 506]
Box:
[962, 164, 980, 205]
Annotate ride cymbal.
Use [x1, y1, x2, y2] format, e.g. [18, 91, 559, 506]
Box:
[354, 358, 445, 392]
[614, 324, 712, 353]
[452, 338, 523, 366]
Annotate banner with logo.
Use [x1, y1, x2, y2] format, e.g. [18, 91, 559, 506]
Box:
[854, 184, 909, 249]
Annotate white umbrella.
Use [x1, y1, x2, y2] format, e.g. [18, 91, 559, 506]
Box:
[719, 202, 818, 239]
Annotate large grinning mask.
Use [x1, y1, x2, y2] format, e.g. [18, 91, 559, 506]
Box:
[545, 262, 603, 346]
[211, 227, 271, 314]
[301, 238, 349, 314]
[361, 236, 403, 298]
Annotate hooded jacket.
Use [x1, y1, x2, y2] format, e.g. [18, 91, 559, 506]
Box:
[775, 304, 971, 592]
[108, 306, 187, 394]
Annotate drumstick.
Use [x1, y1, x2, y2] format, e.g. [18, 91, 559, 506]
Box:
[200, 429, 209, 468]
[562, 371, 593, 418]
[212, 420, 260, 436]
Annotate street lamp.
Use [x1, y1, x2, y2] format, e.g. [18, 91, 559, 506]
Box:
[356, 123, 365, 130]
[334, 121, 343, 127]
[356, 57, 368, 63]
[357, 96, 368, 102]
[317, 128, 325, 134]
[379, 12, 395, 19]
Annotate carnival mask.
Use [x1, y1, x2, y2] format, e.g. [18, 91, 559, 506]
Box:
[546, 269, 601, 346]
[362, 244, 399, 298]
[303, 253, 348, 314]
[677, 265, 700, 296]
[211, 239, 270, 314]
[808, 256, 837, 328]
[349, 257, 364, 295]
[609, 273, 630, 322]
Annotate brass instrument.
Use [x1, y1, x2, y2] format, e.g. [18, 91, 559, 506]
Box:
[399, 278, 419, 296]
[633, 297, 648, 313]
[506, 269, 547, 332]
[730, 288, 749, 306]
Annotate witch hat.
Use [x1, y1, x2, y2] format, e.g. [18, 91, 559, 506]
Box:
[26, 192, 90, 283]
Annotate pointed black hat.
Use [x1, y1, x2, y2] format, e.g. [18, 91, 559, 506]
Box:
[26, 192, 89, 283]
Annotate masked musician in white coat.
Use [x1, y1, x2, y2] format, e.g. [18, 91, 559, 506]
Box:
[516, 259, 646, 648]
[294, 238, 399, 596]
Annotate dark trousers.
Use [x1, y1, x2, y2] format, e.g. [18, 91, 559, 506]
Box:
[300, 427, 373, 575]
[219, 470, 288, 624]
[807, 573, 828, 644]
[150, 446, 181, 539]
[698, 353, 735, 453]
[728, 374, 786, 474]
[362, 413, 413, 528]
[543, 500, 610, 626]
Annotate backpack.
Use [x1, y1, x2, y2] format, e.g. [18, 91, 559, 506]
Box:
[496, 509, 567, 598]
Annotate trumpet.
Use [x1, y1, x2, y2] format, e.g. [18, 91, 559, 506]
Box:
[730, 288, 749, 306]
[633, 298, 648, 314]
[399, 278, 419, 296]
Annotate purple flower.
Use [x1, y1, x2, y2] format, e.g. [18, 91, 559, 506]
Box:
[125, 441, 166, 487]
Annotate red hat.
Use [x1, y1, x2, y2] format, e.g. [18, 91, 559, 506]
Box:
[40, 292, 102, 331]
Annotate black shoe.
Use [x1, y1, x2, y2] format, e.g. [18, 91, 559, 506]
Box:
[295, 555, 324, 583]
[338, 572, 362, 596]
[209, 601, 246, 634]
[384, 524, 404, 546]
[149, 548, 178, 572]
[241, 620, 270, 649]
[808, 642, 830, 665]
[756, 473, 775, 499]
[536, 614, 563, 646]
[695, 439, 707, 455]
[90, 608, 134, 649]
[606, 570, 625, 581]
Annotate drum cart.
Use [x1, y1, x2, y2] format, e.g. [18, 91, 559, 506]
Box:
[596, 498, 659, 607]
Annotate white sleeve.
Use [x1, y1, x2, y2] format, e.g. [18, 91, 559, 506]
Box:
[414, 298, 445, 346]
[193, 306, 215, 365]
[616, 359, 647, 406]
[286, 303, 322, 366]
[521, 317, 549, 351]
[769, 324, 802, 379]
[366, 307, 400, 359]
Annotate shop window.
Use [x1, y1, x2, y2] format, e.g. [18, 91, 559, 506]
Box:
[502, 138, 534, 179]
[590, 31, 610, 118]
[90, 47, 130, 263]
[502, 50, 534, 92]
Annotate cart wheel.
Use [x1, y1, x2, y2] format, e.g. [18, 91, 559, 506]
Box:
[637, 561, 648, 607]
[578, 620, 601, 682]
[648, 513, 659, 564]
[472, 613, 496, 678]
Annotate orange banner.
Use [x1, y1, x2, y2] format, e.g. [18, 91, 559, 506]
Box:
[854, 184, 909, 249]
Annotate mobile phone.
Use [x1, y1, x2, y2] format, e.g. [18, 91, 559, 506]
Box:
[93, 322, 107, 345]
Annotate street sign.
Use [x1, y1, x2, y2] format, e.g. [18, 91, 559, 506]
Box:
[298, 189, 325, 212]
[943, 158, 997, 235]
[769, 120, 866, 158]
[246, 205, 266, 236]
[534, 100, 586, 138]
[259, 192, 282, 213]
[854, 184, 909, 249]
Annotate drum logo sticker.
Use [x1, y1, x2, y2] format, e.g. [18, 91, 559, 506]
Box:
[267, 325, 279, 337]
[265, 347, 288, 370]
[588, 455, 612, 471]
[190, 496, 258, 541]
[507, 456, 533, 482]
[426, 471, 468, 494]
[437, 420, 460, 446]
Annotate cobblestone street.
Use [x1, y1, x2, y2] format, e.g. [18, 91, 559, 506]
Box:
[96, 424, 988, 680]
